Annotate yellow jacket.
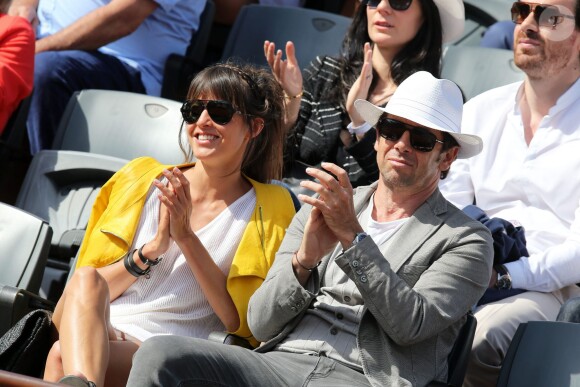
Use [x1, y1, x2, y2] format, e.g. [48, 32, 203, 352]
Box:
[76, 157, 295, 345]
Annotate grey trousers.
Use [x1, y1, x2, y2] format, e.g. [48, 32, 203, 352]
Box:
[127, 336, 371, 387]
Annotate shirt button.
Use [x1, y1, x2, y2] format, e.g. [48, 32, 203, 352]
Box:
[355, 269, 363, 275]
[360, 275, 368, 283]
[337, 313, 344, 320]
[291, 306, 297, 312]
[352, 260, 360, 268]
[330, 327, 338, 335]
[344, 296, 351, 303]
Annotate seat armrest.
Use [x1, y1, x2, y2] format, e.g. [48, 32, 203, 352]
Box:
[0, 285, 55, 337]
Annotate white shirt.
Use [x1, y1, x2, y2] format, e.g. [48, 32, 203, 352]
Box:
[440, 78, 580, 292]
[37, 0, 206, 96]
[110, 185, 256, 342]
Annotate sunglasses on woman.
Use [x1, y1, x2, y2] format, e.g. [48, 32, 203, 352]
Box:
[511, 1, 574, 28]
[360, 0, 413, 11]
[376, 117, 445, 152]
[181, 99, 242, 125]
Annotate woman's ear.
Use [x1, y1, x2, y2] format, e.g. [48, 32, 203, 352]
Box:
[250, 118, 265, 138]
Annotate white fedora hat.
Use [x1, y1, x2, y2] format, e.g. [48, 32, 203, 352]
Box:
[354, 71, 483, 159]
[434, 0, 465, 43]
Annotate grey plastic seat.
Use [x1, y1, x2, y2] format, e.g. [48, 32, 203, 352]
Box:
[497, 321, 580, 387]
[441, 46, 525, 101]
[0, 203, 52, 294]
[52, 89, 186, 165]
[221, 4, 352, 68]
[14, 150, 127, 301]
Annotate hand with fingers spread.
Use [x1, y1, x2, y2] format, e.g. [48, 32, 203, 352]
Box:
[153, 167, 194, 244]
[264, 40, 303, 99]
[346, 42, 374, 128]
[298, 162, 364, 251]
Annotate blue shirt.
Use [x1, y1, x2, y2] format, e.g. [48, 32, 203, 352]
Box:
[37, 0, 206, 96]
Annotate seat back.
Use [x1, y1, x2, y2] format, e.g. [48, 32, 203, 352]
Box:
[427, 313, 477, 387]
[15, 150, 127, 300]
[0, 203, 52, 294]
[221, 5, 352, 68]
[161, 0, 216, 101]
[52, 89, 186, 165]
[497, 321, 580, 387]
[446, 313, 477, 386]
[441, 46, 525, 101]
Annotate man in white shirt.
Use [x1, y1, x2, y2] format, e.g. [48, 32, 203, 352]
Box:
[439, 1, 580, 386]
[8, 0, 206, 154]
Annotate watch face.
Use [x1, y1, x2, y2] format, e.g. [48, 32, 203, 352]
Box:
[497, 275, 512, 290]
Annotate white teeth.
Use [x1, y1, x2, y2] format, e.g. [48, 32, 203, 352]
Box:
[198, 134, 218, 141]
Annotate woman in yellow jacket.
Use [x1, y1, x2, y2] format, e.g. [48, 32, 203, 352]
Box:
[44, 62, 296, 387]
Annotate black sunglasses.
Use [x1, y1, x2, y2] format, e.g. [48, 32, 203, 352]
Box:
[181, 99, 242, 125]
[376, 117, 445, 152]
[360, 0, 413, 11]
[511, 2, 574, 27]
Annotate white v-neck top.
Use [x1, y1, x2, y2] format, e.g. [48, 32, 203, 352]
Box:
[110, 185, 256, 342]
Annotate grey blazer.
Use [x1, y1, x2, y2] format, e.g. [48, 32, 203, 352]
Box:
[248, 183, 493, 387]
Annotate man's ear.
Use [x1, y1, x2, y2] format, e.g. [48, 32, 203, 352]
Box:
[250, 118, 265, 138]
[440, 146, 459, 171]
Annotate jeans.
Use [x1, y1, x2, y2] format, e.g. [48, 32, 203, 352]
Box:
[126, 336, 371, 387]
[28, 50, 146, 154]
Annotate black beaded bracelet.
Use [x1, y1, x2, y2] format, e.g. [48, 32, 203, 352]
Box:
[294, 252, 321, 272]
[124, 249, 151, 278]
[138, 244, 162, 266]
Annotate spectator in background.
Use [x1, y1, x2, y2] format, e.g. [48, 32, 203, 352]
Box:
[43, 62, 295, 387]
[7, 0, 206, 154]
[439, 0, 580, 385]
[0, 0, 34, 134]
[265, 0, 465, 190]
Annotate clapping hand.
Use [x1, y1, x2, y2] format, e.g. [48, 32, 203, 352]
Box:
[346, 42, 374, 128]
[153, 168, 194, 244]
[298, 163, 364, 256]
[264, 40, 303, 98]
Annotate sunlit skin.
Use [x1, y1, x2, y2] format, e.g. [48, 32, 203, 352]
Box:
[367, 0, 424, 54]
[373, 114, 458, 219]
[186, 93, 263, 180]
[512, 0, 579, 144]
[513, 0, 579, 80]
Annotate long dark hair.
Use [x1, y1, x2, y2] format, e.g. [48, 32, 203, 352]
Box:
[325, 0, 443, 109]
[179, 62, 285, 183]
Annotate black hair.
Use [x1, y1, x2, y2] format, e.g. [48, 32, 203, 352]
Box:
[440, 132, 459, 180]
[325, 0, 444, 110]
[180, 61, 285, 183]
[576, 0, 579, 29]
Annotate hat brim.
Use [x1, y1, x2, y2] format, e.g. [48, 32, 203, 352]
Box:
[434, 0, 465, 43]
[354, 99, 483, 159]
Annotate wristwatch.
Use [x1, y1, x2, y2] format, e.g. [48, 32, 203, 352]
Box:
[495, 265, 512, 290]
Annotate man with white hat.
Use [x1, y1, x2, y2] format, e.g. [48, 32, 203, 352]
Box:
[126, 71, 493, 387]
[439, 1, 580, 385]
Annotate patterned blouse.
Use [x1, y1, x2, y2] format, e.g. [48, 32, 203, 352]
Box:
[284, 56, 379, 187]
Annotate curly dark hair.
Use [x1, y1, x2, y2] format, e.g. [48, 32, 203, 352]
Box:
[179, 61, 286, 183]
[325, 0, 443, 110]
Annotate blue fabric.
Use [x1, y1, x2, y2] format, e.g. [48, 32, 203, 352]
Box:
[463, 205, 528, 305]
[480, 20, 515, 51]
[36, 0, 206, 96]
[27, 50, 146, 154]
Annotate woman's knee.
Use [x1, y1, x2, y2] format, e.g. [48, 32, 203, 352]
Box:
[65, 266, 108, 301]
